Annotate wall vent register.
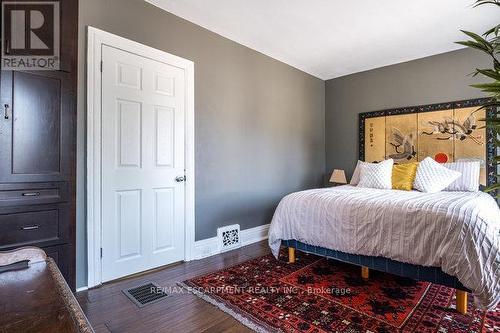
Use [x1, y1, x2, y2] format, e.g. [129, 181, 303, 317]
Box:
[217, 224, 241, 252]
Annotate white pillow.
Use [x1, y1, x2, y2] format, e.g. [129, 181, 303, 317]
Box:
[443, 160, 481, 192]
[357, 159, 394, 189]
[350, 160, 365, 185]
[413, 157, 462, 193]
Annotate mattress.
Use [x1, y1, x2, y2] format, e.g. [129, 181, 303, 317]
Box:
[268, 185, 500, 309]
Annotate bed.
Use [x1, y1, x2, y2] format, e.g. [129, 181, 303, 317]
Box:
[268, 185, 500, 313]
[268, 98, 499, 314]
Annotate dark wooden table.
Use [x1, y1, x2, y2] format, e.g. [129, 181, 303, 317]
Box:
[0, 247, 93, 333]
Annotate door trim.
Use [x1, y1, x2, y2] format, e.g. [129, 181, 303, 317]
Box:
[86, 27, 195, 288]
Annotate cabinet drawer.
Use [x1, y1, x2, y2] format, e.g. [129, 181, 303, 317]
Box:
[0, 188, 60, 202]
[0, 208, 61, 249]
[0, 182, 68, 207]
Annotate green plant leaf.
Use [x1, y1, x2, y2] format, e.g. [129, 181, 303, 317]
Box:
[485, 183, 500, 192]
[461, 30, 494, 51]
[473, 0, 500, 7]
[484, 24, 500, 37]
[483, 117, 500, 123]
[456, 41, 492, 54]
[470, 82, 500, 95]
[463, 0, 500, 195]
[471, 82, 500, 89]
[475, 68, 500, 81]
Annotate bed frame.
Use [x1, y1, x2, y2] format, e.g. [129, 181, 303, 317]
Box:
[283, 239, 470, 314]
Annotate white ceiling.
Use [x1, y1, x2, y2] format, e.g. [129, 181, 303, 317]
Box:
[145, 0, 499, 80]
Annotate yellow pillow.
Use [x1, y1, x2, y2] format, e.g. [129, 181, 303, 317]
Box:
[392, 163, 418, 191]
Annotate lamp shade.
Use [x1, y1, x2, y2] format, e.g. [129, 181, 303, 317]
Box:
[329, 169, 347, 184]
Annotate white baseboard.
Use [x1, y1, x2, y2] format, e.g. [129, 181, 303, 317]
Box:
[241, 223, 269, 246]
[76, 286, 89, 292]
[191, 236, 220, 260]
[191, 223, 269, 260]
[77, 224, 270, 290]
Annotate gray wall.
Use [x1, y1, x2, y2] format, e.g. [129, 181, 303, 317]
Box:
[76, 0, 489, 289]
[325, 48, 491, 180]
[76, 0, 325, 287]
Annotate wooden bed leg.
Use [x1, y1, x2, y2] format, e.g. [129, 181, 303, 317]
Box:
[456, 290, 467, 315]
[361, 266, 369, 280]
[288, 247, 295, 264]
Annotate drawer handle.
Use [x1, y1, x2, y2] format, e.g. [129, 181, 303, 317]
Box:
[21, 225, 39, 231]
[22, 192, 40, 197]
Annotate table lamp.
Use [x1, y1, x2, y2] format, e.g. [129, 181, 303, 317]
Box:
[329, 169, 347, 186]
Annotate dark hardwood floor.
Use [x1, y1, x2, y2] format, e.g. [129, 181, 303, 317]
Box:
[76, 240, 271, 333]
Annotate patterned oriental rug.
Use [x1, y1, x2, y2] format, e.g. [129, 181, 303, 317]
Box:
[181, 250, 499, 333]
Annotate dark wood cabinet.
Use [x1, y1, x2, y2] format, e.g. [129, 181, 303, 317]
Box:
[0, 0, 78, 289]
[0, 71, 68, 182]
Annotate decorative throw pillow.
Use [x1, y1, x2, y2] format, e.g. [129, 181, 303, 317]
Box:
[413, 157, 462, 193]
[443, 160, 481, 192]
[358, 159, 394, 189]
[350, 160, 365, 185]
[392, 162, 419, 191]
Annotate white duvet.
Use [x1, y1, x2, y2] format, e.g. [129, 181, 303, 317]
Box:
[268, 185, 500, 309]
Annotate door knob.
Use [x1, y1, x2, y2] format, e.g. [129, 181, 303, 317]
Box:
[4, 104, 9, 119]
[175, 176, 186, 182]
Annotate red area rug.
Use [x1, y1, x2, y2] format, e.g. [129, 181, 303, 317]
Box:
[182, 251, 499, 333]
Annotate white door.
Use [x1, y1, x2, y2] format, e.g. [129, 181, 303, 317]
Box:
[101, 45, 186, 282]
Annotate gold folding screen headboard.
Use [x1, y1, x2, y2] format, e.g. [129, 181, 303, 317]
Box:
[359, 98, 495, 187]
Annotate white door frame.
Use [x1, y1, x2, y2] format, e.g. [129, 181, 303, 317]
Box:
[86, 26, 195, 288]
